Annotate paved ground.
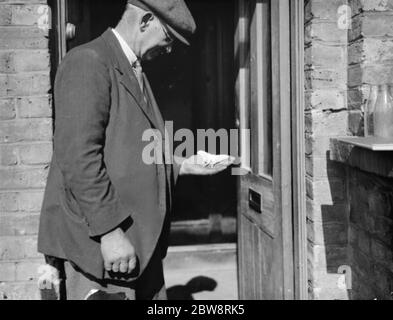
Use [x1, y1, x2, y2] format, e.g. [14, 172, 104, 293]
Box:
[163, 244, 238, 300]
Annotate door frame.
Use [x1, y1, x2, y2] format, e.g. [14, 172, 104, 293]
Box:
[290, 0, 307, 300]
[234, 0, 306, 300]
[50, 0, 67, 65]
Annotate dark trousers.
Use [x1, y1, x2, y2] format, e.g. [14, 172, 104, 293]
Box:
[64, 246, 167, 300]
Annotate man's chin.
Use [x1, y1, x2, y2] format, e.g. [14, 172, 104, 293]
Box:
[142, 49, 161, 62]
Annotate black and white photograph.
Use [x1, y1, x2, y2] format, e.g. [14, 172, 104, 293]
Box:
[0, 0, 393, 305]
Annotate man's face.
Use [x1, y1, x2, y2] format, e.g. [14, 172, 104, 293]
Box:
[140, 16, 174, 61]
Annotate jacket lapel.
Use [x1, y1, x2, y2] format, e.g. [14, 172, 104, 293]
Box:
[144, 74, 175, 209]
[101, 30, 174, 200]
[143, 74, 166, 137]
[101, 29, 160, 130]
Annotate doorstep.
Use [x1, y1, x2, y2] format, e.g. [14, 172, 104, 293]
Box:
[164, 243, 238, 300]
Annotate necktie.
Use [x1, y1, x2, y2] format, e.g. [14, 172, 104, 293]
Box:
[132, 60, 144, 94]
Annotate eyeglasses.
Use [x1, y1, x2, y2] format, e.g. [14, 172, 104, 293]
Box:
[161, 22, 174, 44]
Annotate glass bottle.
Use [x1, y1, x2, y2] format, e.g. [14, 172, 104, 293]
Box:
[365, 85, 378, 137]
[373, 84, 393, 138]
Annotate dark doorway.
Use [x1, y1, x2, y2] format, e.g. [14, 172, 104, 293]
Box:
[50, 0, 237, 246]
[144, 0, 237, 245]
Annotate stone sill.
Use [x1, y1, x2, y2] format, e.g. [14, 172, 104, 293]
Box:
[330, 137, 393, 178]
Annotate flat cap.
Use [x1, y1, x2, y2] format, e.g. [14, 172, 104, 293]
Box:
[127, 0, 196, 46]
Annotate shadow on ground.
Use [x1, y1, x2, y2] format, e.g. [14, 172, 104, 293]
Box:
[167, 276, 217, 300]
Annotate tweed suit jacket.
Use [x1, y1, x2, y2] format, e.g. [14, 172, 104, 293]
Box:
[38, 29, 180, 280]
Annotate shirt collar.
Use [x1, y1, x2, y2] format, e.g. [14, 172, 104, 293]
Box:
[111, 28, 139, 67]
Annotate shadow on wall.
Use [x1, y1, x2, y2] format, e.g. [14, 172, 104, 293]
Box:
[324, 147, 393, 300]
[347, 167, 393, 300]
[318, 153, 350, 300]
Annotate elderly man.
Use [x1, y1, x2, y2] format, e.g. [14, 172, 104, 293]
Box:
[38, 0, 233, 300]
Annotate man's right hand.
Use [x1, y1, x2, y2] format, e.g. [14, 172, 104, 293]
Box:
[100, 227, 136, 274]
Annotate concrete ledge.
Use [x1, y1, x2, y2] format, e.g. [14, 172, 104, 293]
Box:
[330, 138, 393, 178]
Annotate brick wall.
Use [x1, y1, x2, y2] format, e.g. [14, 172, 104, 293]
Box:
[346, 0, 393, 300]
[0, 0, 52, 300]
[305, 0, 393, 301]
[348, 169, 393, 299]
[305, 0, 352, 300]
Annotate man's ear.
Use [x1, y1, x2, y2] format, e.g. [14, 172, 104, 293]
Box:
[140, 12, 154, 32]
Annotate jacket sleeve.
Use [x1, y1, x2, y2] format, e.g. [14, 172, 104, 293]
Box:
[53, 48, 131, 238]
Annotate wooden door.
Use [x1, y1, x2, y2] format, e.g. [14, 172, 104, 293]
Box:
[235, 0, 294, 300]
